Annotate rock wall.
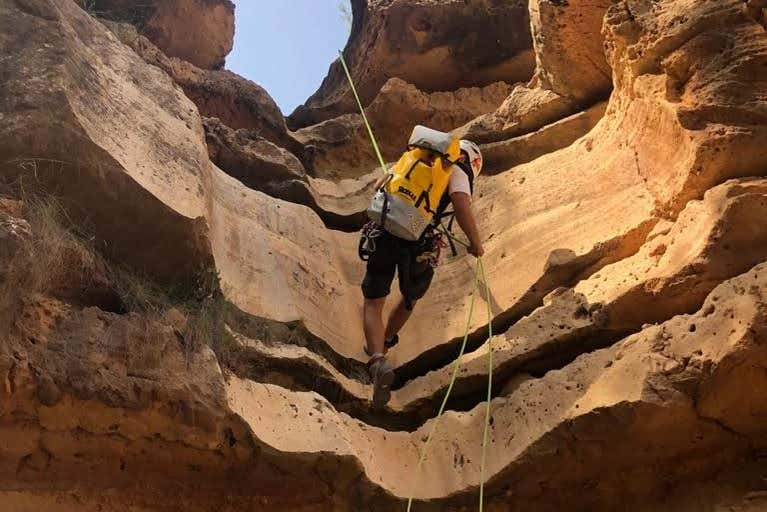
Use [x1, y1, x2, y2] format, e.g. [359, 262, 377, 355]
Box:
[1, 0, 767, 510]
[295, 78, 515, 179]
[91, 0, 235, 69]
[287, 0, 535, 129]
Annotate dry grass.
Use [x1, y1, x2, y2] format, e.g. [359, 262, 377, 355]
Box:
[0, 196, 98, 332]
[80, 0, 154, 28]
[0, 193, 238, 367]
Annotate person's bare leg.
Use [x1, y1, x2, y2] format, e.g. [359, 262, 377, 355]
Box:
[384, 297, 415, 341]
[364, 297, 387, 356]
[364, 296, 395, 408]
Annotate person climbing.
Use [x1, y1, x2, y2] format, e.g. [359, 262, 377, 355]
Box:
[359, 125, 485, 408]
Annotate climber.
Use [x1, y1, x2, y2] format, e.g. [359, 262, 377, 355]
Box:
[360, 126, 485, 408]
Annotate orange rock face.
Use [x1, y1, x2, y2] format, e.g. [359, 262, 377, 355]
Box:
[105, 21, 304, 161]
[93, 0, 235, 69]
[296, 78, 515, 179]
[1, 0, 767, 510]
[287, 0, 535, 129]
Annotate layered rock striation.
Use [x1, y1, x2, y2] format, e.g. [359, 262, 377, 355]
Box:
[1, 0, 766, 510]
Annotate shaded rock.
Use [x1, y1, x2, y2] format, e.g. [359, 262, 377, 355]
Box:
[204, 117, 308, 188]
[530, 0, 613, 102]
[456, 0, 613, 144]
[87, 0, 235, 69]
[295, 114, 377, 180]
[0, 0, 214, 285]
[454, 83, 578, 144]
[287, 0, 535, 129]
[105, 22, 305, 160]
[296, 78, 514, 178]
[204, 118, 375, 231]
[746, 0, 767, 28]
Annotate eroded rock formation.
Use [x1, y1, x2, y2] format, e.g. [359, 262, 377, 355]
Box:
[457, 0, 614, 145]
[287, 0, 535, 129]
[1, 0, 767, 510]
[296, 78, 515, 179]
[90, 0, 235, 69]
[105, 21, 304, 160]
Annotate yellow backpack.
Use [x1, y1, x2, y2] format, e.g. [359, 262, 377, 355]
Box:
[367, 126, 461, 241]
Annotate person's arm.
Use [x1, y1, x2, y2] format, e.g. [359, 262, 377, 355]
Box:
[450, 192, 484, 257]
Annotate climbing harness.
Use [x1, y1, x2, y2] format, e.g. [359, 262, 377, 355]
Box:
[358, 220, 384, 261]
[339, 50, 496, 511]
[414, 230, 447, 267]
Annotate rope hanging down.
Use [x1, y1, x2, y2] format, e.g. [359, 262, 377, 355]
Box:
[406, 255, 481, 512]
[338, 50, 388, 177]
[338, 50, 496, 511]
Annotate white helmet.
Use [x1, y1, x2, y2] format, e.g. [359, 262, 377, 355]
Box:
[459, 139, 483, 177]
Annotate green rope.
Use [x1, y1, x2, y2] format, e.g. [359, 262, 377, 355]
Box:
[478, 257, 494, 512]
[338, 51, 388, 176]
[406, 256, 481, 512]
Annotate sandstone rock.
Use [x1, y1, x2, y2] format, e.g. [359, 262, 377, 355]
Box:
[8, 271, 764, 512]
[387, 178, 767, 420]
[0, 0, 214, 285]
[456, 0, 613, 144]
[481, 101, 607, 173]
[603, 0, 767, 213]
[454, 84, 577, 144]
[295, 114, 377, 180]
[89, 0, 235, 69]
[212, 115, 659, 368]
[204, 117, 375, 230]
[204, 117, 308, 188]
[2, 0, 767, 509]
[106, 22, 305, 160]
[223, 263, 767, 507]
[296, 78, 514, 178]
[530, 0, 613, 102]
[237, 170, 767, 426]
[287, 0, 535, 129]
[576, 178, 767, 329]
[207, 0, 767, 419]
[16, 0, 762, 382]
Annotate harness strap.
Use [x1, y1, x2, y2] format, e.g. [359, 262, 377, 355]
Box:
[358, 221, 384, 261]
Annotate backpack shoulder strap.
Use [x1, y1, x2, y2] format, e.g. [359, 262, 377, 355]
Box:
[435, 161, 474, 218]
[458, 160, 475, 195]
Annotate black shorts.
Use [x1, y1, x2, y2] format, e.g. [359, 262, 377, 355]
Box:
[361, 231, 435, 303]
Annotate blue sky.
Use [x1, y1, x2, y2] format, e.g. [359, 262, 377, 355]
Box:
[227, 1, 352, 116]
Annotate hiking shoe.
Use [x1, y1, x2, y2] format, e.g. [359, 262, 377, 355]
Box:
[363, 334, 400, 357]
[368, 356, 394, 408]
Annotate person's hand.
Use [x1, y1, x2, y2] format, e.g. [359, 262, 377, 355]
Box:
[374, 173, 390, 190]
[467, 242, 484, 258]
